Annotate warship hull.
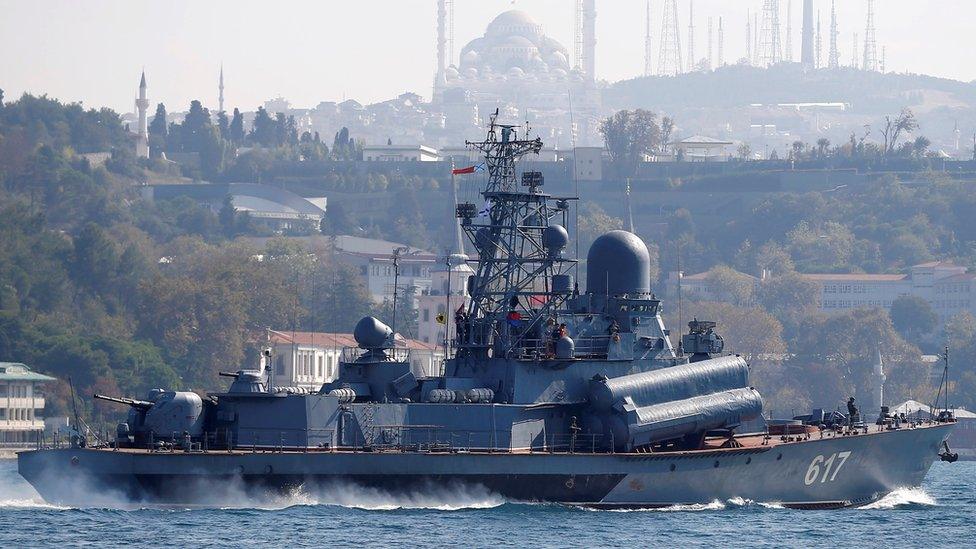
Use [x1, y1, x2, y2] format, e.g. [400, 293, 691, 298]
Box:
[18, 423, 951, 509]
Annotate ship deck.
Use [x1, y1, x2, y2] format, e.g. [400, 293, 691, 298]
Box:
[37, 421, 949, 458]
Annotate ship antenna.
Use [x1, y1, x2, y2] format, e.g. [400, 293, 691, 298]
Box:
[568, 90, 581, 271]
[68, 376, 81, 431]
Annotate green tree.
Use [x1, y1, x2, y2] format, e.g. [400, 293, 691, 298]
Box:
[148, 103, 167, 158]
[889, 295, 938, 342]
[704, 265, 756, 306]
[249, 107, 275, 147]
[600, 109, 664, 177]
[229, 108, 245, 145]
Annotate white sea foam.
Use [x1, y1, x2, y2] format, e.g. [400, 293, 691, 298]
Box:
[217, 481, 506, 512]
[860, 487, 937, 509]
[0, 497, 70, 510]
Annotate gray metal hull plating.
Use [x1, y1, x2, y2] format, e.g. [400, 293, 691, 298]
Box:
[18, 423, 951, 509]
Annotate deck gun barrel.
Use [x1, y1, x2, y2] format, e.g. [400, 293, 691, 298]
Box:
[93, 394, 154, 410]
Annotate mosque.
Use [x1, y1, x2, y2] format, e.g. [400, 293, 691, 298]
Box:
[432, 2, 602, 147]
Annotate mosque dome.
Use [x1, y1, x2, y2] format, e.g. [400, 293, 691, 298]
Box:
[486, 10, 543, 40]
[457, 9, 572, 82]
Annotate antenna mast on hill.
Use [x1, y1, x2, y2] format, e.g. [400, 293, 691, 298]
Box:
[785, 0, 793, 62]
[717, 17, 724, 67]
[759, 0, 782, 67]
[658, 0, 682, 76]
[687, 0, 695, 71]
[828, 0, 840, 69]
[644, 0, 653, 76]
[863, 0, 879, 72]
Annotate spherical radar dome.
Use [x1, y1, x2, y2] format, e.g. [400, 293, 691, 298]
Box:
[542, 224, 569, 254]
[586, 230, 651, 296]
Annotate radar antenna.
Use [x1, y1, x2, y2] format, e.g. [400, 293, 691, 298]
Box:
[456, 110, 577, 358]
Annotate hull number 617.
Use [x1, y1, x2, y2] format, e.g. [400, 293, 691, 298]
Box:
[804, 451, 852, 486]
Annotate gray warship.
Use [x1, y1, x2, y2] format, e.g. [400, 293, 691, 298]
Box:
[19, 113, 957, 508]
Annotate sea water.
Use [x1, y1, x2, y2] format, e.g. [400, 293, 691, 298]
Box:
[0, 459, 971, 548]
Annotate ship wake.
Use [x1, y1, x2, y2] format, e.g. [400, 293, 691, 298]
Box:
[859, 487, 937, 509]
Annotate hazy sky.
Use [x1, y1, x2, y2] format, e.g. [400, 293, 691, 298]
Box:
[2, 0, 974, 114]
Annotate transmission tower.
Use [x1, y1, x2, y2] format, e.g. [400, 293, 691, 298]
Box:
[815, 11, 822, 69]
[706, 17, 713, 70]
[852, 32, 859, 69]
[658, 0, 682, 76]
[813, 10, 823, 69]
[746, 9, 752, 66]
[687, 1, 695, 72]
[828, 0, 840, 69]
[863, 0, 878, 71]
[717, 17, 724, 67]
[644, 0, 653, 76]
[758, 0, 782, 67]
[785, 0, 793, 62]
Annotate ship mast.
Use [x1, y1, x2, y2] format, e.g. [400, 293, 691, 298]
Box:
[456, 110, 577, 357]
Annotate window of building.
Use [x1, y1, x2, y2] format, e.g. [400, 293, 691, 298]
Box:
[276, 355, 285, 376]
[0, 385, 6, 397]
[317, 355, 322, 378]
[0, 409, 5, 420]
[423, 308, 430, 322]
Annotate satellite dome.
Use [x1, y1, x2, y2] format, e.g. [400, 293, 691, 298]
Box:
[354, 316, 393, 349]
[586, 230, 651, 296]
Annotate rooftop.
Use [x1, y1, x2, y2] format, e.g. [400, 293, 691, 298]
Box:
[266, 330, 439, 352]
[801, 273, 908, 282]
[0, 362, 57, 382]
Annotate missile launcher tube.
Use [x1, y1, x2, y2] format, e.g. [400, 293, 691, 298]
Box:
[589, 355, 749, 412]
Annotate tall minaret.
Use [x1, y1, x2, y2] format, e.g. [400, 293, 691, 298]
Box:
[218, 64, 225, 113]
[434, 0, 447, 100]
[800, 0, 814, 67]
[582, 0, 597, 80]
[135, 70, 149, 159]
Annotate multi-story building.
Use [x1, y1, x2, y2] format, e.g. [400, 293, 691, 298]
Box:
[333, 236, 436, 303]
[0, 362, 55, 444]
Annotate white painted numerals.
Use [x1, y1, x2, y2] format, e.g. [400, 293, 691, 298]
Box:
[803, 451, 852, 486]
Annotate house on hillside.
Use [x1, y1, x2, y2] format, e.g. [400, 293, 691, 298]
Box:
[0, 362, 56, 444]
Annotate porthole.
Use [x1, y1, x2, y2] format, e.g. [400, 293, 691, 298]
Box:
[777, 453, 783, 461]
[70, 456, 79, 466]
[669, 463, 676, 472]
[746, 457, 752, 465]
[713, 460, 720, 468]
[264, 464, 273, 474]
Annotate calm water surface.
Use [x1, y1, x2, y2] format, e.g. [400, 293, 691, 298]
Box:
[0, 459, 971, 548]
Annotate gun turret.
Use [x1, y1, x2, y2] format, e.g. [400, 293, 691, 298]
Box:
[93, 394, 154, 410]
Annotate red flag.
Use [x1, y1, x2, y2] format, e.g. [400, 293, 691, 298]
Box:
[452, 165, 477, 175]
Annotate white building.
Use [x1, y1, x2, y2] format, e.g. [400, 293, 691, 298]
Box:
[333, 236, 437, 303]
[562, 146, 603, 181]
[266, 330, 445, 390]
[362, 144, 440, 162]
[0, 362, 55, 444]
[673, 136, 734, 161]
[417, 254, 474, 347]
